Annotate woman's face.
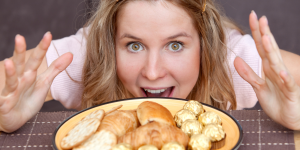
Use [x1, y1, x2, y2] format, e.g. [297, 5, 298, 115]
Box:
[115, 1, 200, 99]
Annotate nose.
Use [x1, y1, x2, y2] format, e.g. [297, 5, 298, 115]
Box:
[141, 50, 167, 81]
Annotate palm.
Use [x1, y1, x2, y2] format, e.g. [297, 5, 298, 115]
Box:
[258, 64, 300, 126]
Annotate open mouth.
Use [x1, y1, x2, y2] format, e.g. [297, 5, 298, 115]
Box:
[141, 86, 174, 97]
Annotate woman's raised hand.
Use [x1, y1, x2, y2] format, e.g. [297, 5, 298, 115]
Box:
[0, 32, 73, 133]
[234, 11, 300, 130]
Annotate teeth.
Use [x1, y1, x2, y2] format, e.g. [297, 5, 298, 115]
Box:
[144, 88, 167, 94]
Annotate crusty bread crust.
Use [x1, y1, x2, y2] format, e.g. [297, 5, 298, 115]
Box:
[98, 110, 140, 137]
[118, 122, 189, 150]
[105, 105, 123, 116]
[137, 101, 176, 126]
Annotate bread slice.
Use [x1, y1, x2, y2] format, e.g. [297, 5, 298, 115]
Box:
[73, 130, 117, 150]
[60, 118, 100, 149]
[80, 109, 105, 122]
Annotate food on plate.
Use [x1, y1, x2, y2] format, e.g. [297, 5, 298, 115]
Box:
[60, 118, 100, 149]
[198, 111, 222, 126]
[80, 109, 105, 122]
[137, 145, 159, 150]
[174, 109, 197, 128]
[98, 109, 140, 137]
[73, 130, 117, 150]
[118, 122, 189, 150]
[181, 119, 203, 137]
[183, 100, 205, 118]
[137, 101, 176, 126]
[161, 141, 185, 150]
[105, 105, 123, 115]
[59, 100, 229, 150]
[174, 101, 226, 149]
[111, 143, 133, 150]
[202, 124, 225, 142]
[188, 134, 211, 150]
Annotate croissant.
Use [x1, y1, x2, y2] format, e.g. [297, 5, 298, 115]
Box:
[98, 110, 140, 137]
[118, 122, 189, 150]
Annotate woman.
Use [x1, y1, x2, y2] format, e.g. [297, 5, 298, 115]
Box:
[0, 0, 299, 133]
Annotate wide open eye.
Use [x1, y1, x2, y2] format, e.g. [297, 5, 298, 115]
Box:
[168, 42, 183, 52]
[128, 42, 144, 52]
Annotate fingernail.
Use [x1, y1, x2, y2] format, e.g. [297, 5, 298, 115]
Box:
[15, 34, 20, 41]
[43, 31, 50, 38]
[251, 10, 257, 19]
[3, 58, 10, 67]
[262, 15, 268, 25]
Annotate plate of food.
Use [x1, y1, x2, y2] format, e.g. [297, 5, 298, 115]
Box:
[52, 97, 243, 150]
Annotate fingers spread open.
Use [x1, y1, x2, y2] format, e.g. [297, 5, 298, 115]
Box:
[38, 53, 73, 87]
[234, 56, 264, 90]
[249, 11, 266, 59]
[1, 59, 18, 96]
[261, 33, 287, 87]
[262, 35, 282, 67]
[24, 32, 52, 73]
[259, 16, 280, 52]
[12, 35, 26, 77]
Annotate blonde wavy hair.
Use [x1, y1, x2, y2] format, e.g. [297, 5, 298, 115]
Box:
[81, 0, 241, 110]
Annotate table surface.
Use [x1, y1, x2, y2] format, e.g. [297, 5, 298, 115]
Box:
[0, 110, 298, 150]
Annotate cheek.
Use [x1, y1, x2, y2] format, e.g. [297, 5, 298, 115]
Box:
[116, 51, 142, 86]
[174, 53, 200, 84]
[169, 48, 200, 96]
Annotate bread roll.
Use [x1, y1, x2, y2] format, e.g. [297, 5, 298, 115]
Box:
[98, 110, 140, 137]
[137, 101, 175, 126]
[118, 122, 189, 150]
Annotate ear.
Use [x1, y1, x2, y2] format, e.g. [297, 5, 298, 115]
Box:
[234, 56, 264, 90]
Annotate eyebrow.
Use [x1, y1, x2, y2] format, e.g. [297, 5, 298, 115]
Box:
[119, 32, 192, 41]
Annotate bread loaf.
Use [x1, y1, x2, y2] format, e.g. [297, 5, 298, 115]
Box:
[137, 101, 176, 126]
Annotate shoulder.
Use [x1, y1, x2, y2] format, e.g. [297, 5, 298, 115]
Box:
[46, 28, 88, 67]
[225, 28, 256, 53]
[225, 28, 261, 76]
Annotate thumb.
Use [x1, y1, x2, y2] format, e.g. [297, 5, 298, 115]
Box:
[39, 52, 73, 86]
[234, 56, 264, 90]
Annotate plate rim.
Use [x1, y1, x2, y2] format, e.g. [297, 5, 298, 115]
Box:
[52, 97, 243, 150]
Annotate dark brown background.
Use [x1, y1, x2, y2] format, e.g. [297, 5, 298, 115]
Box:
[0, 0, 299, 61]
[0, 0, 299, 111]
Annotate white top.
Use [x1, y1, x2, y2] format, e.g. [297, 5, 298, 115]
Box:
[46, 28, 261, 110]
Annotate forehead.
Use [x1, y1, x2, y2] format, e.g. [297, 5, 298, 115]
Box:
[116, 1, 196, 38]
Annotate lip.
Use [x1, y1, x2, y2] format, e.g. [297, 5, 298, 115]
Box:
[140, 86, 175, 97]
